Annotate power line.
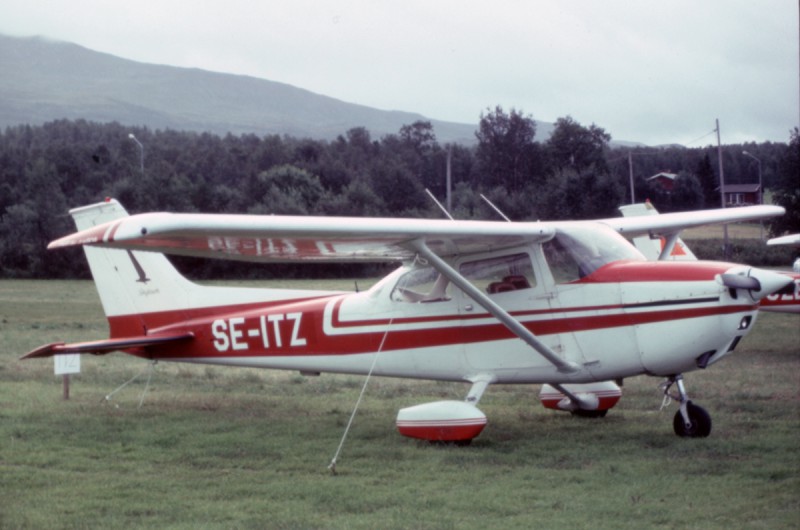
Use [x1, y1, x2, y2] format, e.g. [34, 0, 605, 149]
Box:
[682, 129, 717, 146]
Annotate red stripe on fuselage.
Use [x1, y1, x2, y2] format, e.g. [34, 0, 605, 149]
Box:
[107, 295, 335, 338]
[119, 297, 752, 360]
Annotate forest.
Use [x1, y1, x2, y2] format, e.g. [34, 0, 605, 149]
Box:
[0, 108, 798, 279]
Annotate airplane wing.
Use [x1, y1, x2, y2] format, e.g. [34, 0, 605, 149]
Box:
[21, 333, 194, 359]
[602, 204, 784, 238]
[48, 209, 556, 262]
[767, 234, 800, 247]
[46, 200, 783, 264]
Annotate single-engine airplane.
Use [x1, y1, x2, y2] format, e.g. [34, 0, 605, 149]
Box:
[23, 199, 794, 442]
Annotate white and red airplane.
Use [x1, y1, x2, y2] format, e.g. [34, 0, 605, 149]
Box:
[23, 199, 794, 443]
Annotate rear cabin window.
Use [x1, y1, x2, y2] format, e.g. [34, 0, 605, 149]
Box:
[459, 253, 536, 295]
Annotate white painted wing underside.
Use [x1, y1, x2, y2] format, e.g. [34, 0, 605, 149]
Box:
[48, 201, 784, 263]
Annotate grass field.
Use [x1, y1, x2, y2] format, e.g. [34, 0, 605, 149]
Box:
[1, 279, 798, 529]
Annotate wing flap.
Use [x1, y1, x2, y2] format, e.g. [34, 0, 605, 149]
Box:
[21, 333, 194, 359]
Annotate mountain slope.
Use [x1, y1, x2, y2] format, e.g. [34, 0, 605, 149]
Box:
[0, 35, 482, 143]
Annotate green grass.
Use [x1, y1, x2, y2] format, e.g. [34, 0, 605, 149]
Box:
[1, 280, 798, 529]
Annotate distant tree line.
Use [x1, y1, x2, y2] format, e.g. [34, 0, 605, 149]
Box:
[0, 113, 796, 278]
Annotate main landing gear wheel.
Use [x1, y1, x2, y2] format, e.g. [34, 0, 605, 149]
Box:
[672, 401, 711, 438]
[662, 374, 712, 438]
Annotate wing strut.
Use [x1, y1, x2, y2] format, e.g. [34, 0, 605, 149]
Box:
[657, 232, 680, 261]
[411, 240, 580, 374]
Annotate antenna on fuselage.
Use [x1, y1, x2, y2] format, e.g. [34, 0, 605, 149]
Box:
[424, 188, 454, 220]
[480, 193, 512, 222]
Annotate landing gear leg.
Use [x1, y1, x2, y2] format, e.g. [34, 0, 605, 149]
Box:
[661, 375, 712, 438]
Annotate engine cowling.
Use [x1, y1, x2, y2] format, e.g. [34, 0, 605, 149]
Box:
[396, 400, 487, 442]
[539, 381, 622, 413]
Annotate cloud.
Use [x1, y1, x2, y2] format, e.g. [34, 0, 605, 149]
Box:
[1, 0, 797, 145]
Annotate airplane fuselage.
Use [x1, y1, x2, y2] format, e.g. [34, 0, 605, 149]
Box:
[130, 259, 758, 386]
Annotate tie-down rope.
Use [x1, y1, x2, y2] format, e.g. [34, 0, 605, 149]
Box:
[327, 317, 393, 475]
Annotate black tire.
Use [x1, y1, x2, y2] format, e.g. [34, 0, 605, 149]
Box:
[673, 401, 712, 438]
[570, 409, 608, 418]
[428, 439, 472, 447]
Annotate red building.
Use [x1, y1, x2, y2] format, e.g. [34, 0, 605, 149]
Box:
[721, 184, 761, 206]
[646, 172, 677, 191]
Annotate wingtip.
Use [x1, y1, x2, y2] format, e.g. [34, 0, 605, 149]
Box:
[47, 223, 110, 249]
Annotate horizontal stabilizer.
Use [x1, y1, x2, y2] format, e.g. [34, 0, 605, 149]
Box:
[21, 333, 194, 359]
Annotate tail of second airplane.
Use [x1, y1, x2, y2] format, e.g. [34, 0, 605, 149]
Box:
[618, 201, 697, 261]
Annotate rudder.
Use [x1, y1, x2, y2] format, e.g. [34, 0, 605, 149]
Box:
[65, 199, 339, 341]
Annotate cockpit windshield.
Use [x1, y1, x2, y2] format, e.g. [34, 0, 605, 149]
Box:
[543, 224, 645, 283]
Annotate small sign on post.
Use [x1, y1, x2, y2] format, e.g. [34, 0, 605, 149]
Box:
[54, 354, 80, 400]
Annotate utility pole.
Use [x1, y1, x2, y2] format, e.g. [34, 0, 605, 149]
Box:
[446, 147, 452, 213]
[128, 133, 144, 176]
[628, 151, 635, 204]
[716, 119, 729, 258]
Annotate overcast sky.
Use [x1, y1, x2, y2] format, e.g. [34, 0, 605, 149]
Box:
[2, 0, 798, 145]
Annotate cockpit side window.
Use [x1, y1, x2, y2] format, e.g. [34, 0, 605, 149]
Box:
[390, 267, 451, 303]
[542, 237, 582, 283]
[459, 253, 537, 295]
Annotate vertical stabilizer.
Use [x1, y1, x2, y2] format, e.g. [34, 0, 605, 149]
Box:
[618, 202, 697, 261]
[69, 200, 195, 323]
[66, 200, 335, 340]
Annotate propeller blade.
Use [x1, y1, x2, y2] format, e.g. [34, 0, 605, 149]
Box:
[719, 273, 760, 291]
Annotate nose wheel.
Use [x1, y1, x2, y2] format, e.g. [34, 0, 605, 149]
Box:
[661, 375, 712, 438]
